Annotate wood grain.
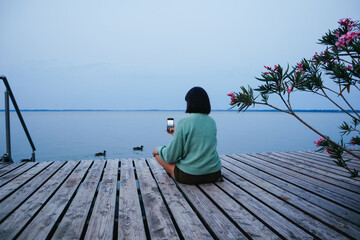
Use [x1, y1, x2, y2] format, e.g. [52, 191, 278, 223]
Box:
[17, 160, 92, 240]
[52, 160, 105, 239]
[221, 156, 360, 238]
[0, 161, 52, 200]
[0, 161, 64, 221]
[0, 161, 78, 239]
[0, 162, 37, 187]
[134, 159, 179, 240]
[85, 159, 119, 240]
[118, 159, 146, 240]
[147, 158, 212, 240]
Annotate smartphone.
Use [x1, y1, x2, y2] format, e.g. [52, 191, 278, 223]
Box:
[167, 118, 174, 133]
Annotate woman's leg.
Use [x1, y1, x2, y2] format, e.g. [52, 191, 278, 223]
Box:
[154, 154, 175, 179]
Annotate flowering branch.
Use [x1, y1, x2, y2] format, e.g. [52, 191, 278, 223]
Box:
[228, 18, 360, 178]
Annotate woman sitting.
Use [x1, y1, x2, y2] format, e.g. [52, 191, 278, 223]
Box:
[153, 87, 222, 185]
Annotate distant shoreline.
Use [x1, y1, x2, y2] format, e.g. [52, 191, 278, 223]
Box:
[1, 109, 359, 113]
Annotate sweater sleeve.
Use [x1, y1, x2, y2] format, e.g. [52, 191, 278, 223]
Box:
[156, 121, 184, 164]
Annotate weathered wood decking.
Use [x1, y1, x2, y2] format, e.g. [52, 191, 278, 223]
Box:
[0, 150, 359, 239]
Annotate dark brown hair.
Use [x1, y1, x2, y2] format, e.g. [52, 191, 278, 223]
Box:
[185, 87, 211, 114]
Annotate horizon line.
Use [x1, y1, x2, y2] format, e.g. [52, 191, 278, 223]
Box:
[1, 109, 359, 112]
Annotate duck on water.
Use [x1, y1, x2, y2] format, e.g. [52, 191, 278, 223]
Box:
[133, 145, 144, 151]
[95, 151, 106, 157]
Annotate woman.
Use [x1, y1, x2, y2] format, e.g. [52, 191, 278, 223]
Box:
[153, 87, 222, 184]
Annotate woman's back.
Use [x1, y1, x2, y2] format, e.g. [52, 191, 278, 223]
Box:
[158, 113, 222, 175]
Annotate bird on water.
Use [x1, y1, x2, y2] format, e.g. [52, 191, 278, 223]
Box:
[95, 150, 106, 156]
[133, 145, 144, 151]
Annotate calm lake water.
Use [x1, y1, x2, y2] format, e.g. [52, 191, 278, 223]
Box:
[0, 111, 356, 163]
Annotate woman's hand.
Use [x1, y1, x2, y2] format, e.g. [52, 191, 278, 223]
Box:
[153, 147, 158, 157]
[167, 125, 175, 136]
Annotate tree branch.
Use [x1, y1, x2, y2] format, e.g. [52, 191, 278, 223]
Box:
[287, 109, 360, 160]
[340, 93, 360, 119]
[254, 102, 293, 115]
[320, 88, 357, 120]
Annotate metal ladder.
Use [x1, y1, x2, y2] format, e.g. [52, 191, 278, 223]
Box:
[0, 75, 36, 162]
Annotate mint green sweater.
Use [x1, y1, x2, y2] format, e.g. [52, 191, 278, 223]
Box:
[156, 113, 222, 175]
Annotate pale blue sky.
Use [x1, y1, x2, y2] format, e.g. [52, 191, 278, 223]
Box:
[1, 0, 359, 110]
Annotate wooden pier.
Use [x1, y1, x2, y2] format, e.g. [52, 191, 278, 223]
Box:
[0, 150, 359, 239]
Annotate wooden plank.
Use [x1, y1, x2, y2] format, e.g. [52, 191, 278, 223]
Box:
[52, 160, 105, 239]
[296, 151, 358, 168]
[0, 162, 25, 177]
[147, 158, 212, 240]
[220, 155, 360, 227]
[85, 159, 118, 240]
[220, 165, 350, 239]
[17, 160, 92, 240]
[134, 159, 180, 239]
[232, 154, 360, 210]
[0, 163, 11, 169]
[270, 151, 353, 177]
[318, 150, 360, 165]
[215, 175, 314, 239]
[284, 151, 350, 171]
[274, 151, 360, 183]
[0, 161, 79, 239]
[302, 151, 360, 169]
[343, 150, 360, 162]
[0, 162, 37, 187]
[256, 153, 360, 192]
[221, 156, 360, 237]
[0, 161, 53, 200]
[298, 150, 360, 172]
[177, 182, 251, 239]
[246, 153, 360, 200]
[118, 159, 146, 240]
[0, 161, 65, 222]
[199, 183, 281, 240]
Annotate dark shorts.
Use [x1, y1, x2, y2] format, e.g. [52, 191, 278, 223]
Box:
[174, 165, 222, 185]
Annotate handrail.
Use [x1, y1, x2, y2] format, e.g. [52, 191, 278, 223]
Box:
[0, 75, 36, 162]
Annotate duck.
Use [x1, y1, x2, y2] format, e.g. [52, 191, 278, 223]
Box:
[133, 145, 144, 151]
[95, 150, 106, 157]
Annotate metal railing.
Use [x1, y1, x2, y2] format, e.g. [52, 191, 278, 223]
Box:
[1, 75, 36, 162]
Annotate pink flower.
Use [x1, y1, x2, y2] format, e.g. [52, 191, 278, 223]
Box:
[346, 65, 353, 70]
[338, 18, 354, 27]
[264, 66, 271, 70]
[274, 65, 278, 73]
[264, 72, 269, 75]
[297, 62, 303, 71]
[227, 92, 235, 97]
[335, 35, 346, 48]
[314, 137, 324, 147]
[338, 18, 350, 25]
[287, 84, 293, 93]
[326, 148, 331, 153]
[335, 31, 360, 49]
[335, 31, 340, 37]
[312, 52, 319, 60]
[350, 137, 359, 146]
[230, 96, 237, 104]
[334, 60, 338, 64]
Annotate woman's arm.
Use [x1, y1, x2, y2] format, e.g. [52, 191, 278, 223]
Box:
[156, 122, 184, 163]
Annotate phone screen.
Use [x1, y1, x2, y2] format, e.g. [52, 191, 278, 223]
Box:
[167, 119, 174, 127]
[167, 118, 174, 132]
